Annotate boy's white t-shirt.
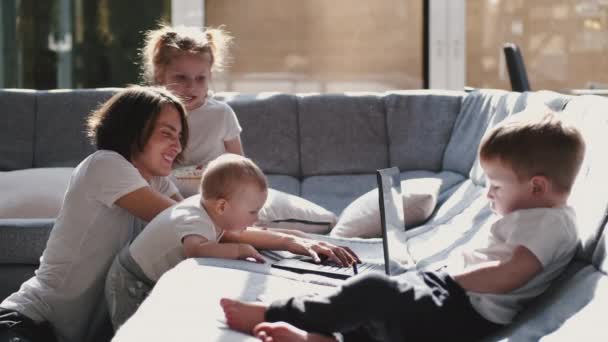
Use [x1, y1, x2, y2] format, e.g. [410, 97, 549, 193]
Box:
[179, 98, 242, 168]
[0, 150, 178, 342]
[463, 206, 579, 324]
[129, 194, 224, 282]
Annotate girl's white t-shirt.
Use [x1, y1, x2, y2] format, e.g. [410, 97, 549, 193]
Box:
[179, 98, 242, 168]
[0, 150, 178, 342]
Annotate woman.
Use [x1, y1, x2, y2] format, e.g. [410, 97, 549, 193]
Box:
[0, 86, 188, 342]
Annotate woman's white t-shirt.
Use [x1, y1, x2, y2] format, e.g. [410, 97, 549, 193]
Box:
[179, 98, 242, 168]
[0, 150, 178, 342]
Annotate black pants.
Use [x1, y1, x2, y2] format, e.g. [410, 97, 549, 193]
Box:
[0, 309, 57, 342]
[266, 271, 503, 342]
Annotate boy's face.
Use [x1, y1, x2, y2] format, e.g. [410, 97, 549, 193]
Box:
[131, 105, 183, 181]
[481, 157, 535, 216]
[159, 52, 212, 111]
[219, 183, 267, 232]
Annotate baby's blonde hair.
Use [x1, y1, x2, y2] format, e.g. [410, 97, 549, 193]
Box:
[479, 110, 585, 193]
[140, 24, 233, 84]
[201, 154, 267, 200]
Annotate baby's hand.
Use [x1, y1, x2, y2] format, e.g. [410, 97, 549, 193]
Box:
[237, 244, 265, 263]
[287, 238, 359, 267]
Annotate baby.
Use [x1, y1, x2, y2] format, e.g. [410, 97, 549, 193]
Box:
[105, 153, 358, 330]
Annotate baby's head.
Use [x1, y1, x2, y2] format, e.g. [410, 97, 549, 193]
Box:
[479, 110, 585, 215]
[140, 24, 232, 111]
[200, 154, 268, 232]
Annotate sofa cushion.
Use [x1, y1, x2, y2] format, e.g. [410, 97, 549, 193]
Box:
[385, 90, 463, 172]
[301, 174, 379, 216]
[406, 180, 494, 270]
[483, 262, 600, 342]
[0, 219, 54, 264]
[0, 265, 37, 303]
[330, 178, 442, 238]
[442, 89, 519, 180]
[560, 94, 608, 262]
[256, 189, 338, 234]
[592, 231, 608, 274]
[0, 90, 37, 171]
[34, 89, 118, 167]
[266, 174, 300, 196]
[224, 93, 300, 177]
[539, 269, 608, 341]
[0, 167, 73, 219]
[298, 93, 388, 176]
[301, 171, 465, 219]
[466, 90, 573, 187]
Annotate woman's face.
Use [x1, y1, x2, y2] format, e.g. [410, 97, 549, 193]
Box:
[131, 105, 183, 181]
[159, 52, 212, 111]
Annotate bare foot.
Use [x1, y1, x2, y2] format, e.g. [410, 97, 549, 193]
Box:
[254, 322, 337, 342]
[220, 298, 268, 334]
[254, 322, 308, 342]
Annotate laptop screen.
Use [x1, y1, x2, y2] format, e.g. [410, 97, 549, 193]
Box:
[376, 167, 406, 275]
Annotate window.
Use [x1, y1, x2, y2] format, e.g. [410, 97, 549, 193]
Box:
[467, 0, 608, 91]
[0, 0, 170, 89]
[205, 0, 423, 93]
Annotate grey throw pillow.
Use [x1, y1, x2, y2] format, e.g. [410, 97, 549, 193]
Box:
[330, 178, 442, 238]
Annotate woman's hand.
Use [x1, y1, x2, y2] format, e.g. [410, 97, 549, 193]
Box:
[285, 238, 360, 267]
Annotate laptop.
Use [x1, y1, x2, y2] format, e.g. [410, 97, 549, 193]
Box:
[261, 167, 407, 279]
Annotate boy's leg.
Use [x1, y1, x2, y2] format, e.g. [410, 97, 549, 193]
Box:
[265, 271, 424, 338]
[0, 308, 57, 342]
[266, 271, 501, 341]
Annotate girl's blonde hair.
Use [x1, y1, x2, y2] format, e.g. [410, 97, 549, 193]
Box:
[140, 24, 233, 84]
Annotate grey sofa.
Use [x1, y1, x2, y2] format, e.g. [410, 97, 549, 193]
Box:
[1, 88, 607, 340]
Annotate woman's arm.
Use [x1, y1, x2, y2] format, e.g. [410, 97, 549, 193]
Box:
[224, 136, 244, 155]
[115, 186, 177, 222]
[452, 245, 542, 293]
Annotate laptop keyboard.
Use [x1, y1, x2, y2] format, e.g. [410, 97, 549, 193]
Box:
[271, 257, 384, 279]
[260, 250, 385, 279]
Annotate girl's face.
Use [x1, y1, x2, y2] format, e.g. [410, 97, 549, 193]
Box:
[131, 105, 183, 181]
[159, 52, 212, 111]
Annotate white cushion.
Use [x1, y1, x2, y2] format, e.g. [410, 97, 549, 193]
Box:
[0, 167, 74, 218]
[255, 189, 338, 234]
[330, 178, 442, 238]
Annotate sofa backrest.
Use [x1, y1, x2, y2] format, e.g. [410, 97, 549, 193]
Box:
[222, 90, 467, 179]
[384, 90, 464, 172]
[0, 90, 37, 171]
[560, 94, 608, 264]
[0, 88, 118, 171]
[220, 93, 301, 177]
[34, 89, 119, 167]
[443, 89, 572, 186]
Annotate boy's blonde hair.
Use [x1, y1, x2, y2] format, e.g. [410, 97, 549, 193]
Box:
[479, 111, 585, 193]
[140, 24, 233, 84]
[201, 154, 268, 200]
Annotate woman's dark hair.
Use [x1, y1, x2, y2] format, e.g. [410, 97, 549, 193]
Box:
[86, 86, 189, 163]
